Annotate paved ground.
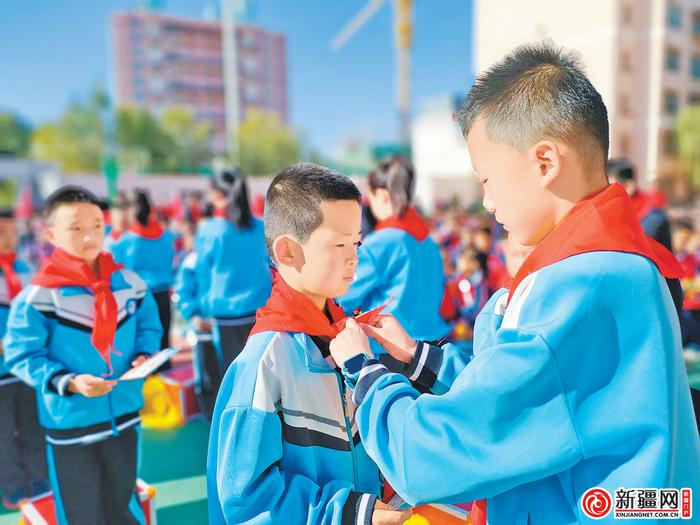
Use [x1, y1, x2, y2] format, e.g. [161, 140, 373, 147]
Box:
[0, 418, 210, 525]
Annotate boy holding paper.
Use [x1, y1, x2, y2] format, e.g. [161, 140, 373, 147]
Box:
[3, 186, 163, 525]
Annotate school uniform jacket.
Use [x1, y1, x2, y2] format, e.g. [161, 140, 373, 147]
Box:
[3, 269, 163, 445]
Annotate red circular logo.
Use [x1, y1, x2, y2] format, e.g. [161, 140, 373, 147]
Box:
[581, 487, 612, 519]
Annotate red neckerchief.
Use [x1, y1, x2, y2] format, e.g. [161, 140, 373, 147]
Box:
[130, 219, 164, 240]
[374, 208, 430, 241]
[109, 230, 122, 241]
[32, 249, 124, 375]
[250, 274, 347, 338]
[678, 252, 697, 279]
[0, 253, 23, 300]
[508, 183, 684, 306]
[213, 207, 227, 219]
[471, 500, 487, 525]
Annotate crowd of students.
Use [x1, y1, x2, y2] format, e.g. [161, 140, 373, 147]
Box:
[0, 41, 699, 525]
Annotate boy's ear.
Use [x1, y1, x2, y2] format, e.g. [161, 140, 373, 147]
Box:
[532, 140, 561, 187]
[43, 226, 55, 244]
[272, 235, 305, 269]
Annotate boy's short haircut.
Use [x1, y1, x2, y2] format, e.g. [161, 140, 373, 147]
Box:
[44, 186, 102, 223]
[264, 163, 361, 262]
[457, 40, 609, 167]
[0, 208, 15, 219]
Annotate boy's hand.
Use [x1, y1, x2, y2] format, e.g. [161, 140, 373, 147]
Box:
[330, 318, 372, 367]
[131, 355, 149, 368]
[372, 500, 412, 524]
[68, 375, 117, 397]
[360, 314, 416, 364]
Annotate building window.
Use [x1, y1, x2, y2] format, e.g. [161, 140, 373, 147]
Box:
[619, 94, 632, 116]
[662, 130, 678, 156]
[668, 4, 682, 28]
[619, 134, 631, 157]
[243, 56, 258, 75]
[692, 55, 700, 78]
[664, 90, 680, 115]
[621, 4, 633, 25]
[241, 33, 256, 49]
[620, 50, 632, 72]
[244, 84, 259, 102]
[147, 23, 160, 38]
[666, 47, 681, 72]
[149, 48, 162, 64]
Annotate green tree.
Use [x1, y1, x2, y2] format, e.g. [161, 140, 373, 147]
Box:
[160, 106, 213, 171]
[676, 104, 700, 195]
[0, 112, 32, 156]
[30, 87, 108, 172]
[116, 105, 175, 171]
[233, 108, 300, 176]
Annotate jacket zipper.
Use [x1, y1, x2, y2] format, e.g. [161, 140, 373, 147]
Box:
[335, 372, 359, 487]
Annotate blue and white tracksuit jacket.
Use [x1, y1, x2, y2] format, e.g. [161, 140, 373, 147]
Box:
[345, 251, 700, 524]
[3, 269, 163, 444]
[108, 230, 176, 294]
[188, 217, 272, 324]
[338, 228, 449, 342]
[207, 330, 383, 525]
[0, 259, 33, 386]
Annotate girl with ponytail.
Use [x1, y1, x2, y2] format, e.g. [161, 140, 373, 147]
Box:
[108, 188, 176, 352]
[338, 156, 449, 341]
[174, 168, 271, 398]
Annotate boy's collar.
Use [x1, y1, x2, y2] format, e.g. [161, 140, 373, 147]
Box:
[295, 333, 338, 373]
[508, 182, 684, 305]
[249, 273, 347, 339]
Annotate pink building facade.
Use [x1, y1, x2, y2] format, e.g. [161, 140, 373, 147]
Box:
[113, 11, 288, 153]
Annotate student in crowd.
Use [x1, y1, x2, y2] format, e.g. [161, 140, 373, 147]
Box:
[176, 169, 272, 393]
[207, 163, 410, 524]
[108, 189, 175, 351]
[4, 186, 162, 525]
[339, 157, 449, 342]
[0, 208, 48, 510]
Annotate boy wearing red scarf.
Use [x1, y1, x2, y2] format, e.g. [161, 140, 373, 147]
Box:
[207, 164, 410, 525]
[3, 187, 163, 525]
[329, 43, 700, 524]
[0, 209, 48, 509]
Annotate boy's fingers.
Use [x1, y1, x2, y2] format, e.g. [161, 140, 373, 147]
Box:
[344, 317, 361, 331]
[361, 324, 386, 344]
[373, 500, 391, 511]
[372, 509, 411, 525]
[369, 314, 389, 328]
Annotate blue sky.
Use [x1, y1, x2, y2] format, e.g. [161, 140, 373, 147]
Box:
[0, 0, 473, 157]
